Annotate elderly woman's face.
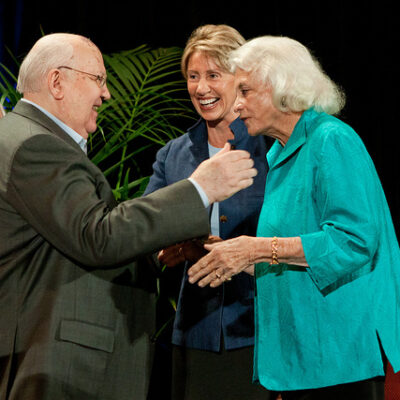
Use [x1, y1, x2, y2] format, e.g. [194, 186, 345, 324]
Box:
[186, 51, 237, 123]
[233, 68, 281, 137]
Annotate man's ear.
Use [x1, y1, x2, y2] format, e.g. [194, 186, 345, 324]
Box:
[48, 69, 64, 100]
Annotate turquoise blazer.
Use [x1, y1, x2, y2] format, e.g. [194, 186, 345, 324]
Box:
[255, 108, 400, 391]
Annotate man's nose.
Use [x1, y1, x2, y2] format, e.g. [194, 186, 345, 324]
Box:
[101, 83, 111, 101]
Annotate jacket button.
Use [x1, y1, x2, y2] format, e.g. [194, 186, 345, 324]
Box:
[230, 145, 236, 150]
[220, 215, 228, 223]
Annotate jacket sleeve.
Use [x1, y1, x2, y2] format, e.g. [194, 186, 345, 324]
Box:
[300, 124, 380, 292]
[6, 134, 209, 267]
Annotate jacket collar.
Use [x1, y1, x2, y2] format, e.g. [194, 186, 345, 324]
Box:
[227, 117, 252, 149]
[187, 116, 250, 149]
[267, 108, 318, 169]
[12, 100, 84, 152]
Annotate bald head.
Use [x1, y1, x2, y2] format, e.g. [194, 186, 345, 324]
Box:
[16, 33, 110, 139]
[17, 33, 99, 94]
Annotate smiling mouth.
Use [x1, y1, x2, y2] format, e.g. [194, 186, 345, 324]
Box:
[198, 98, 219, 108]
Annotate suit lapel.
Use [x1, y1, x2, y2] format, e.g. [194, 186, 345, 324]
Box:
[12, 101, 84, 153]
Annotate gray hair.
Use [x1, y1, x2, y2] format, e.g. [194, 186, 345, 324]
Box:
[17, 33, 96, 94]
[230, 36, 345, 115]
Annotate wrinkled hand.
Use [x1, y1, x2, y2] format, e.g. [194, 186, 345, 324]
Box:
[187, 236, 255, 288]
[158, 235, 222, 267]
[190, 143, 257, 204]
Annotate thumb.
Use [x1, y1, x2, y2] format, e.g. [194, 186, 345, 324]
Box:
[204, 242, 222, 252]
[217, 142, 231, 155]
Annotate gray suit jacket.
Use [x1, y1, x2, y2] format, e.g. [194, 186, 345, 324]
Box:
[0, 101, 209, 400]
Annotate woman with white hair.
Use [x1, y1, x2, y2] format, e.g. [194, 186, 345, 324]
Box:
[188, 35, 400, 400]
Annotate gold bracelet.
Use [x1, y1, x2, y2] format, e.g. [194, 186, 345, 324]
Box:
[270, 236, 279, 265]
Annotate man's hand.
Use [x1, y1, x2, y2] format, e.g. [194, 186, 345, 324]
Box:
[158, 236, 222, 267]
[190, 143, 257, 204]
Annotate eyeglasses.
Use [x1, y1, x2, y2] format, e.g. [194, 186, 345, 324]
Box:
[57, 66, 107, 87]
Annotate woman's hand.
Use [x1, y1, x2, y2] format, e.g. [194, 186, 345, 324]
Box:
[187, 236, 255, 287]
[158, 235, 222, 267]
[187, 235, 307, 287]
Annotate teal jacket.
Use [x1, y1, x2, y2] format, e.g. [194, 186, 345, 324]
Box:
[255, 108, 400, 391]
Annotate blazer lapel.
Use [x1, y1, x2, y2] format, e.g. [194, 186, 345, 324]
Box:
[187, 119, 210, 164]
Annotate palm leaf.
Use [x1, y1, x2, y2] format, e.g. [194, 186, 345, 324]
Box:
[0, 63, 21, 111]
[90, 45, 196, 198]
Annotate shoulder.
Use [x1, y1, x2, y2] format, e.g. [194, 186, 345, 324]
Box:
[155, 131, 192, 159]
[307, 112, 357, 140]
[0, 112, 49, 186]
[0, 130, 85, 195]
[303, 112, 374, 183]
[166, 131, 192, 148]
[0, 108, 49, 146]
[0, 102, 84, 158]
[306, 112, 365, 154]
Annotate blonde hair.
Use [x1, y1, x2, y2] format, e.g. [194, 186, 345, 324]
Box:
[181, 24, 245, 79]
[17, 33, 97, 94]
[230, 35, 345, 115]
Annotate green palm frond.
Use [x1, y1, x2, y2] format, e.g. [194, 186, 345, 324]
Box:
[89, 45, 196, 200]
[0, 63, 21, 111]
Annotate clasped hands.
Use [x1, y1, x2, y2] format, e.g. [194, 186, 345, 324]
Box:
[158, 235, 255, 288]
[188, 236, 255, 287]
[158, 235, 222, 267]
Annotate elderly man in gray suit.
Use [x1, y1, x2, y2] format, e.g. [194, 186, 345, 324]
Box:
[0, 33, 257, 400]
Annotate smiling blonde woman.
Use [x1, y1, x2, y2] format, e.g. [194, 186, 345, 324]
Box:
[144, 25, 274, 400]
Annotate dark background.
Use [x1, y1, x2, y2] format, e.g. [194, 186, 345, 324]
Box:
[0, 1, 399, 398]
[1, 0, 398, 236]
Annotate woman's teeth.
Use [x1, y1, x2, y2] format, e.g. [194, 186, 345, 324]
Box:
[199, 98, 218, 106]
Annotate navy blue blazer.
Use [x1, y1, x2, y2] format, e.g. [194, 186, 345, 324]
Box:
[144, 118, 269, 351]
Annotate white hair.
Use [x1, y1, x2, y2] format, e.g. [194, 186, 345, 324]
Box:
[230, 36, 345, 115]
[17, 33, 95, 94]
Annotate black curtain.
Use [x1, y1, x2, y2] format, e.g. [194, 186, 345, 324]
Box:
[0, 0, 23, 73]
